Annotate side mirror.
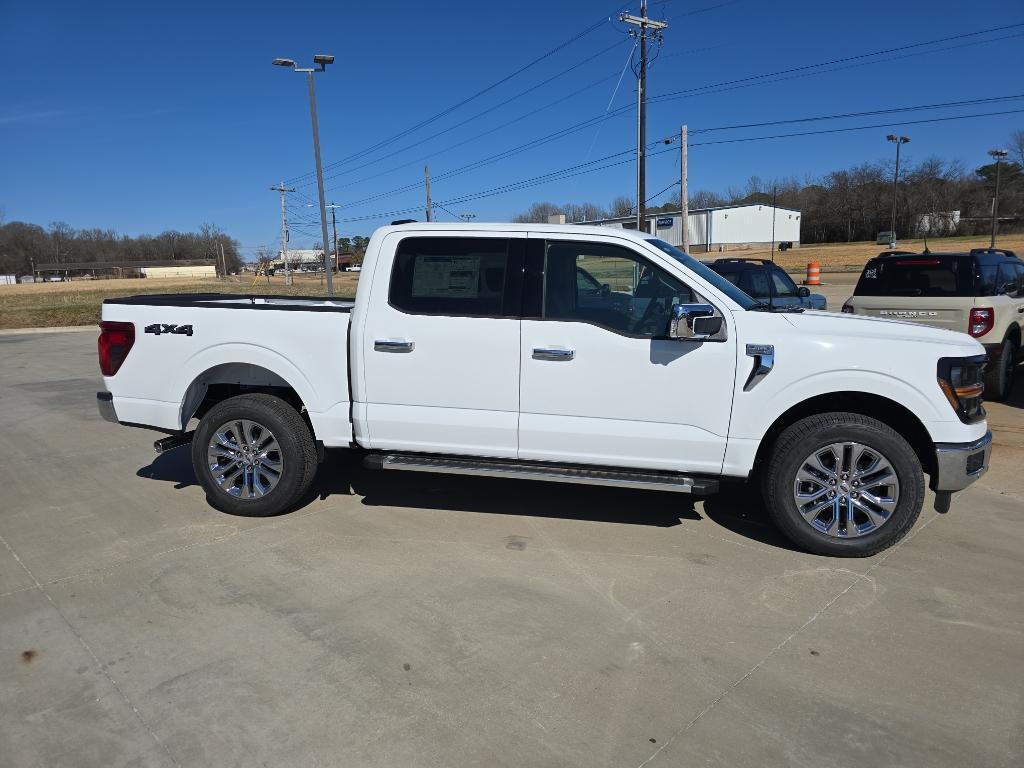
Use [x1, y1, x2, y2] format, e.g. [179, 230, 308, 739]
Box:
[600, 283, 611, 298]
[797, 286, 810, 298]
[668, 303, 723, 341]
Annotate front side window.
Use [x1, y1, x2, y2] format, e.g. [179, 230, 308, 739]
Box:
[389, 237, 518, 317]
[542, 241, 694, 337]
[769, 266, 799, 297]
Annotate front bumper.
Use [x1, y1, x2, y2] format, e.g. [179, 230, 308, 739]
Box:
[97, 391, 118, 424]
[932, 431, 992, 492]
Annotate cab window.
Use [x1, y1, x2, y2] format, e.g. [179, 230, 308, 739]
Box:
[541, 241, 694, 337]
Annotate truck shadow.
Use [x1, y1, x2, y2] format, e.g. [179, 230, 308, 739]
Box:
[136, 447, 197, 490]
[314, 450, 698, 527]
[136, 448, 797, 548]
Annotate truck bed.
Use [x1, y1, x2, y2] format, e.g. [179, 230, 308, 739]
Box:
[100, 293, 354, 446]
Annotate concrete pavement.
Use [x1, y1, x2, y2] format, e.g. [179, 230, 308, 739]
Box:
[1, 330, 1021, 767]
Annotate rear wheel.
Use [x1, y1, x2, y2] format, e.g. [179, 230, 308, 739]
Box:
[192, 393, 317, 517]
[984, 338, 1016, 402]
[761, 412, 924, 557]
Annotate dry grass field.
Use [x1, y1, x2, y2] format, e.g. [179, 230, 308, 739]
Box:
[720, 233, 1024, 271]
[1, 234, 1021, 329]
[0, 273, 359, 330]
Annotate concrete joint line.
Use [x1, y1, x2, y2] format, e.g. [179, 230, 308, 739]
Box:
[0, 532, 181, 768]
[635, 511, 941, 768]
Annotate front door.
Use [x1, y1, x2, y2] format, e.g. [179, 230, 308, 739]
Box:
[518, 235, 737, 474]
[360, 232, 524, 458]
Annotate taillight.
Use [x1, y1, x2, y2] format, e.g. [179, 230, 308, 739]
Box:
[968, 307, 994, 338]
[98, 321, 135, 376]
[841, 302, 854, 314]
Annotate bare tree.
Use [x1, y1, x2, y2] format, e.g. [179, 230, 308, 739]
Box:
[608, 195, 635, 218]
[1009, 129, 1024, 168]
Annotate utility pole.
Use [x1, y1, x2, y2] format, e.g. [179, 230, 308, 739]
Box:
[621, 1, 667, 233]
[424, 166, 434, 222]
[330, 203, 339, 272]
[886, 134, 910, 248]
[680, 124, 689, 252]
[271, 182, 295, 286]
[770, 186, 778, 263]
[988, 148, 1008, 248]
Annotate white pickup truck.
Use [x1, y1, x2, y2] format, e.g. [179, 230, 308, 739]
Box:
[97, 224, 992, 556]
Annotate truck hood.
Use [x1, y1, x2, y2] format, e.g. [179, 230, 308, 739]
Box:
[781, 310, 984, 355]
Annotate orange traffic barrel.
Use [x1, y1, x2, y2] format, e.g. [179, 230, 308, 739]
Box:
[806, 262, 821, 285]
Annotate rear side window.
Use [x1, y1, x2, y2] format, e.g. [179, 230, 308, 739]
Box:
[854, 257, 974, 297]
[389, 237, 520, 317]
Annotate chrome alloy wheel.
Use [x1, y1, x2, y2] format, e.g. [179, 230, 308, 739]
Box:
[793, 442, 900, 538]
[207, 419, 283, 499]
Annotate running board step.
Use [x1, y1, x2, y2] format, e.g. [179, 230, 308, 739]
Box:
[363, 453, 718, 495]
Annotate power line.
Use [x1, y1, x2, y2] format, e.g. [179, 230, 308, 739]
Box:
[318, 24, 1022, 204]
[332, 106, 1024, 223]
[687, 107, 1024, 148]
[333, 93, 1024, 212]
[650, 22, 1024, 105]
[293, 38, 632, 188]
[284, 7, 628, 185]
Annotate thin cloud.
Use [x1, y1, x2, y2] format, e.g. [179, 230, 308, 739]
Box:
[0, 108, 84, 126]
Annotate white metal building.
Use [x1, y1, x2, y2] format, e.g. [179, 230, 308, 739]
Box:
[581, 204, 801, 251]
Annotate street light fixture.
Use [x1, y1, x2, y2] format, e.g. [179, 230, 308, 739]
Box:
[987, 148, 1008, 248]
[886, 134, 910, 249]
[273, 54, 336, 296]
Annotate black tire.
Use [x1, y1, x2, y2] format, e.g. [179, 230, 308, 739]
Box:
[761, 412, 924, 557]
[984, 339, 1016, 402]
[191, 393, 317, 517]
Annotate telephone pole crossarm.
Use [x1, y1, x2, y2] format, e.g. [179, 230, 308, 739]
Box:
[620, 1, 667, 233]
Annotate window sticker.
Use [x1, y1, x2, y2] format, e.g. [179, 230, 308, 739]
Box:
[411, 255, 480, 298]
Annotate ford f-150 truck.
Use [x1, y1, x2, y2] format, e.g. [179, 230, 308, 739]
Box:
[97, 224, 992, 557]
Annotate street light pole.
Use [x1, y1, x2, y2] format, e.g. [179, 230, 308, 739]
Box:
[274, 55, 336, 296]
[887, 134, 910, 248]
[988, 148, 1008, 248]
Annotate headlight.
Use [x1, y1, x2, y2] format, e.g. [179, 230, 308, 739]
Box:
[937, 355, 986, 424]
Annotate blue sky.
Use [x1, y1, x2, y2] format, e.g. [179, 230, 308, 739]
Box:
[1, 0, 1022, 258]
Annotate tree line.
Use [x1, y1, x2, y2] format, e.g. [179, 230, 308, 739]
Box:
[512, 129, 1024, 244]
[0, 219, 243, 277]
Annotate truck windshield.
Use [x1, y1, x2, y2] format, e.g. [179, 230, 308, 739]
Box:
[647, 239, 759, 310]
[854, 256, 974, 297]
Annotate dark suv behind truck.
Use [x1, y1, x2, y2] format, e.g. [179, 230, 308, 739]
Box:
[703, 258, 827, 311]
[843, 248, 1023, 399]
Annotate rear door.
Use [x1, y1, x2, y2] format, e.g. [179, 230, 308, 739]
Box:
[359, 232, 524, 458]
[517, 234, 736, 474]
[851, 256, 973, 333]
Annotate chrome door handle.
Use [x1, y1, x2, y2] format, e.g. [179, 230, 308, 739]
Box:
[374, 339, 415, 353]
[532, 347, 575, 361]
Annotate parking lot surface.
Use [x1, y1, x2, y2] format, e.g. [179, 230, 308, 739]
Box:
[1, 329, 1022, 768]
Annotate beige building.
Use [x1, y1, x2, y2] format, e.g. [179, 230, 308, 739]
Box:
[142, 265, 218, 279]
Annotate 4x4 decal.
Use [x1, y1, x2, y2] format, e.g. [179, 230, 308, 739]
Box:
[144, 323, 193, 337]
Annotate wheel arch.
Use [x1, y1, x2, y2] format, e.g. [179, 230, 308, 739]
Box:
[180, 362, 310, 431]
[752, 391, 935, 478]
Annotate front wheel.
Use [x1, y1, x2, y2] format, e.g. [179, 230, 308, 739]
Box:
[761, 412, 924, 557]
[191, 393, 317, 517]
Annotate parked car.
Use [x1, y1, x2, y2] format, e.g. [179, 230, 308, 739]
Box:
[97, 224, 990, 557]
[843, 248, 1023, 400]
[703, 258, 827, 310]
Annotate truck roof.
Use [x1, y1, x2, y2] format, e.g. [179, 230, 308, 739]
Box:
[375, 221, 662, 244]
